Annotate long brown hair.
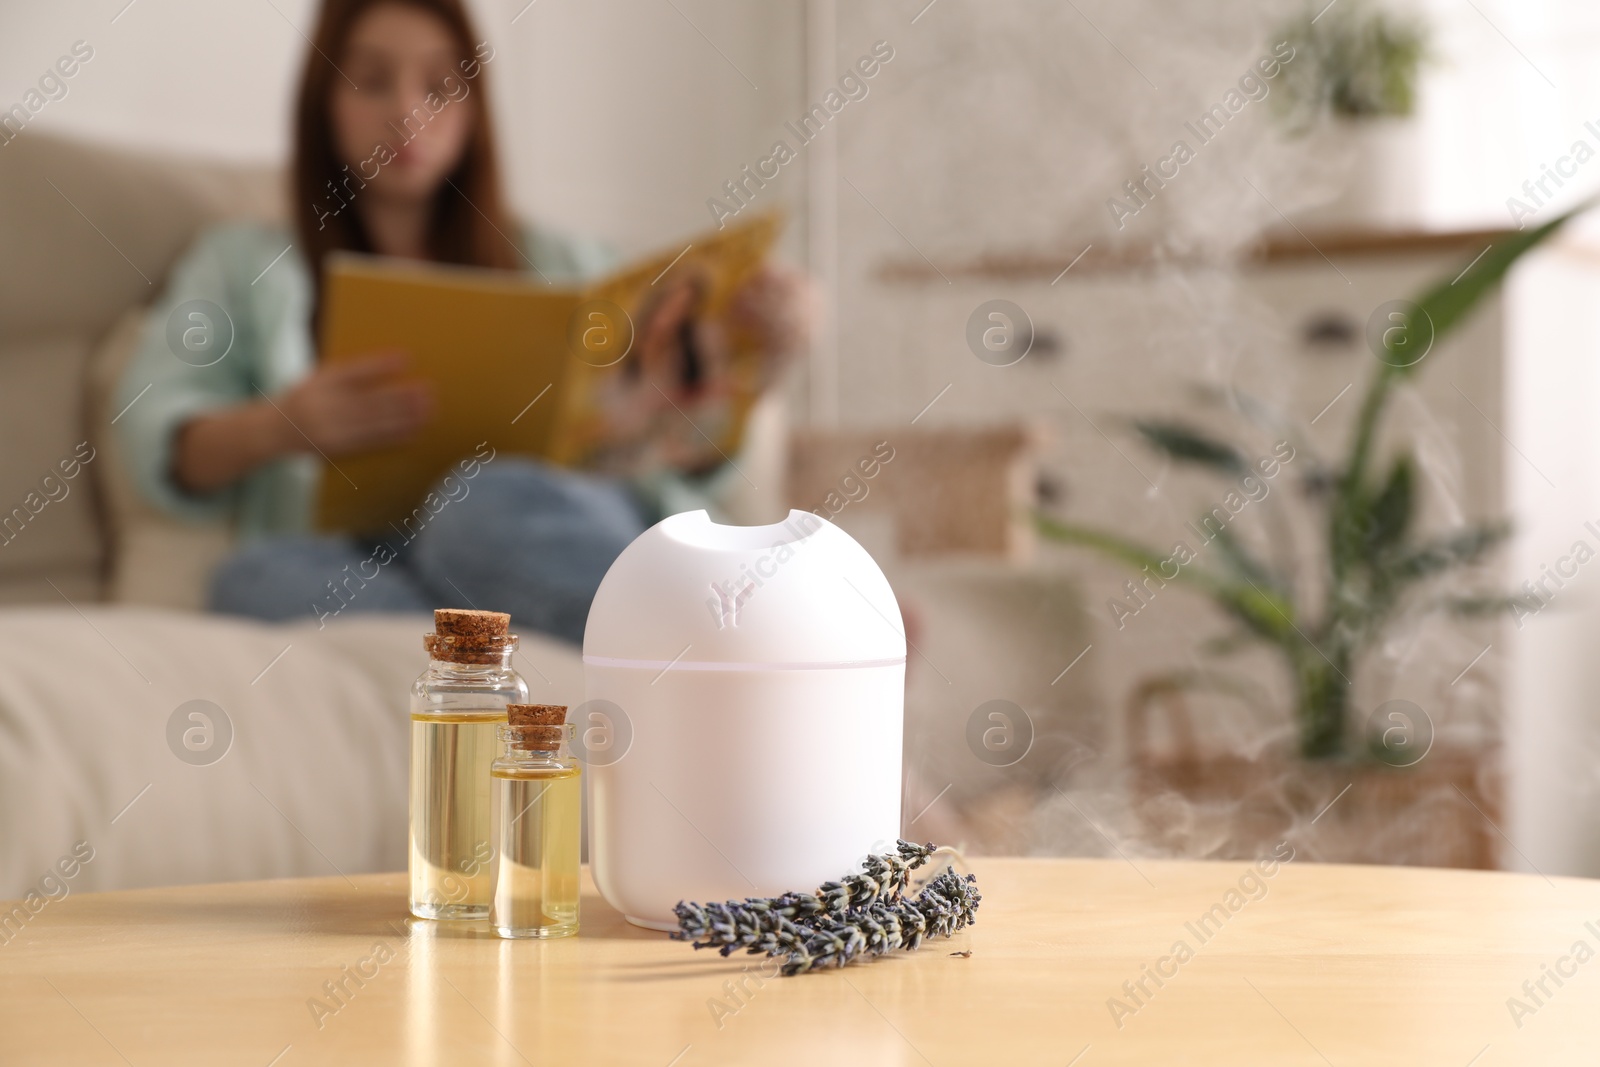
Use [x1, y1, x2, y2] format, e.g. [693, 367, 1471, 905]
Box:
[292, 0, 519, 318]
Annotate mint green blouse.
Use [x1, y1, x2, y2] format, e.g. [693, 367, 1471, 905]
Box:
[116, 222, 723, 537]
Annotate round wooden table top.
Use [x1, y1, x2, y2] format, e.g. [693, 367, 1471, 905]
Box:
[1, 855, 1594, 1065]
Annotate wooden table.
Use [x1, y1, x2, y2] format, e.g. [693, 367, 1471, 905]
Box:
[2, 857, 1595, 1065]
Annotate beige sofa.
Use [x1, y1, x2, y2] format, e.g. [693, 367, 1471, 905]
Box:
[0, 134, 592, 899]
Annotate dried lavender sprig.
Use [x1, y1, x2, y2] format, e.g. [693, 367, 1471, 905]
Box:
[671, 895, 825, 958]
[816, 840, 937, 913]
[777, 868, 981, 975]
[672, 840, 936, 954]
[672, 842, 980, 976]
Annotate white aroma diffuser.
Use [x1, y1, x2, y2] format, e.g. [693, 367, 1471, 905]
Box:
[582, 509, 906, 930]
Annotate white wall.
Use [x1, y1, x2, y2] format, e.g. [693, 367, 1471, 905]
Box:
[0, 0, 315, 162]
[1414, 0, 1600, 234]
[491, 0, 806, 254]
[1505, 251, 1600, 877]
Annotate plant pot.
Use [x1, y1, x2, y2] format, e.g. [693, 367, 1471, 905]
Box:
[1127, 684, 1500, 868]
[1289, 115, 1425, 232]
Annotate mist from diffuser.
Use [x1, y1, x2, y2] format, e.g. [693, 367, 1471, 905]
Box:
[581, 509, 906, 930]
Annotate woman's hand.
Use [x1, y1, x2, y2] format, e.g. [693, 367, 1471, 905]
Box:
[171, 352, 432, 495]
[586, 264, 815, 476]
[729, 263, 815, 387]
[280, 351, 434, 456]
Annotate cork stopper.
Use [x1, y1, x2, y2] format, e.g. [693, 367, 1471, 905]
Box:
[507, 703, 567, 749]
[434, 609, 509, 640]
[425, 608, 516, 664]
[507, 703, 567, 727]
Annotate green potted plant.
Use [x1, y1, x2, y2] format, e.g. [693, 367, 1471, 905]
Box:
[1275, 0, 1428, 127]
[1039, 207, 1585, 863]
[1274, 0, 1431, 228]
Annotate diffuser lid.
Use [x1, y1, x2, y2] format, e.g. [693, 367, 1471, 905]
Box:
[583, 510, 906, 669]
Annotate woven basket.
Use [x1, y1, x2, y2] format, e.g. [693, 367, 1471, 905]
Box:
[1126, 681, 1500, 868]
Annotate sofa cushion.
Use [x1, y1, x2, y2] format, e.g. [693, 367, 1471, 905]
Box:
[87, 309, 235, 608]
[0, 133, 282, 339]
[0, 331, 103, 603]
[0, 608, 585, 899]
[0, 133, 281, 603]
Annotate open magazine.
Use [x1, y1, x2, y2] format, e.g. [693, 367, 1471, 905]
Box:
[314, 212, 782, 534]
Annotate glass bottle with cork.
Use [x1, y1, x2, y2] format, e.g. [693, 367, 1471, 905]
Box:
[410, 608, 528, 921]
[490, 703, 581, 939]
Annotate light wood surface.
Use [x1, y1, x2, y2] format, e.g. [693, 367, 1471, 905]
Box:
[1, 857, 1595, 1065]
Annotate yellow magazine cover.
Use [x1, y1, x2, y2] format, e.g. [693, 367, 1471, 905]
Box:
[314, 212, 781, 534]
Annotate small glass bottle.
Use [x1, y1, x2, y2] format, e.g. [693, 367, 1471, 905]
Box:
[409, 609, 529, 921]
[490, 704, 581, 939]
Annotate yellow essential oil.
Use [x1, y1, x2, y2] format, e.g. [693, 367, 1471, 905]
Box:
[490, 708, 581, 939]
[409, 610, 528, 922]
[409, 709, 505, 919]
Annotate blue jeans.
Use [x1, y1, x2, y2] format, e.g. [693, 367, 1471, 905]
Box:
[209, 459, 650, 645]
